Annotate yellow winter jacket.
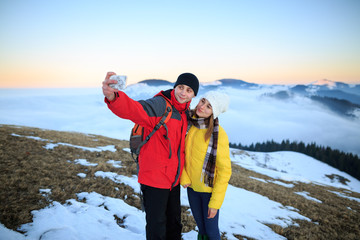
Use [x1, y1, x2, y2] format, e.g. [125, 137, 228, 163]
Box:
[181, 125, 232, 209]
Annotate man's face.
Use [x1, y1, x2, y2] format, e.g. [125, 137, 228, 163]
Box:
[174, 84, 195, 103]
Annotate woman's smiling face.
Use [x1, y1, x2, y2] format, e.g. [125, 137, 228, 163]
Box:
[196, 98, 213, 118]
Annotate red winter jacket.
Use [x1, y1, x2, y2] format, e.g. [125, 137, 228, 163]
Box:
[105, 89, 190, 189]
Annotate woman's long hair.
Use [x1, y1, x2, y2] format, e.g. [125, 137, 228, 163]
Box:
[192, 107, 214, 141]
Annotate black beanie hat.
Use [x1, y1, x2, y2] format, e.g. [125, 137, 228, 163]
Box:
[173, 73, 199, 96]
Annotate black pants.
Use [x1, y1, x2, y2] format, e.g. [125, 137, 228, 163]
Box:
[141, 184, 182, 240]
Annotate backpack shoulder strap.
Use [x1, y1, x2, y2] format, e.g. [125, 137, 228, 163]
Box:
[157, 97, 172, 126]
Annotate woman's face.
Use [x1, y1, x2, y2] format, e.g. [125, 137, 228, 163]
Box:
[174, 84, 195, 103]
[196, 98, 213, 118]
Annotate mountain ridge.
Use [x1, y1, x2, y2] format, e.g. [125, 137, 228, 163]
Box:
[131, 78, 360, 118]
[133, 78, 360, 89]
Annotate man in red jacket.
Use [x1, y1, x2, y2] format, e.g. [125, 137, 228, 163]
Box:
[102, 71, 199, 240]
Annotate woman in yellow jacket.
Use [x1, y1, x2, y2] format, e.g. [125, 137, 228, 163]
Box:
[181, 91, 232, 240]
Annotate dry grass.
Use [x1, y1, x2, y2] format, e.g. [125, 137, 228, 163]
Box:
[1, 125, 359, 240]
[0, 125, 141, 228]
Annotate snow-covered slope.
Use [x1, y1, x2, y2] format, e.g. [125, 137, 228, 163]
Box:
[1, 137, 359, 240]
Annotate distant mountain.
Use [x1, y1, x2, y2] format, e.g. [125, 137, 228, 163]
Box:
[310, 96, 360, 118]
[260, 89, 360, 118]
[307, 79, 359, 94]
[263, 90, 292, 100]
[137, 79, 173, 86]
[132, 78, 360, 118]
[290, 84, 308, 94]
[263, 79, 360, 118]
[135, 78, 359, 93]
[316, 90, 360, 105]
[216, 79, 259, 88]
[289, 84, 360, 108]
[135, 78, 260, 89]
[309, 79, 338, 89]
[198, 78, 259, 92]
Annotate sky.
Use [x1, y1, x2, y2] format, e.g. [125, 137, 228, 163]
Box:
[1, 0, 360, 88]
[1, 134, 359, 239]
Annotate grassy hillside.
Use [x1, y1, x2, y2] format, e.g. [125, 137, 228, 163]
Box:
[1, 125, 359, 239]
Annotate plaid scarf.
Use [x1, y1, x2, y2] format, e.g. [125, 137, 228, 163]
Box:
[189, 111, 219, 187]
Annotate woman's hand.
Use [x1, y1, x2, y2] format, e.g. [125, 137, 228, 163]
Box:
[102, 72, 118, 101]
[182, 184, 191, 188]
[207, 208, 218, 219]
